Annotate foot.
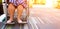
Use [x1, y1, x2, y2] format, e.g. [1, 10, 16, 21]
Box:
[17, 19, 22, 23]
[7, 19, 13, 23]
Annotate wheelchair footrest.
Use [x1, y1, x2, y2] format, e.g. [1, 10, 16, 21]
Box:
[5, 21, 27, 25]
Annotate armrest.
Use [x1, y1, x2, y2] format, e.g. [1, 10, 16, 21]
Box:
[0, 14, 6, 22]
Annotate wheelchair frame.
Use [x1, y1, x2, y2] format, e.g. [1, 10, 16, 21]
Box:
[2, 0, 29, 24]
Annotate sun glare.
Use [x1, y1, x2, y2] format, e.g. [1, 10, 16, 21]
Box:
[29, 0, 60, 8]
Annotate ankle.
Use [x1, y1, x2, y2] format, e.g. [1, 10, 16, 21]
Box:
[17, 19, 21, 21]
[9, 18, 13, 21]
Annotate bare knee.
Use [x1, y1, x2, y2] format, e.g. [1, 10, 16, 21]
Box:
[17, 5, 24, 10]
[8, 3, 15, 10]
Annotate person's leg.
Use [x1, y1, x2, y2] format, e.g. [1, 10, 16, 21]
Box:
[17, 5, 24, 23]
[7, 3, 15, 23]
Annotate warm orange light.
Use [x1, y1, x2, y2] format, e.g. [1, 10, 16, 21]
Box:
[29, 0, 46, 8]
[28, 0, 60, 8]
[34, 0, 46, 5]
[56, 0, 60, 9]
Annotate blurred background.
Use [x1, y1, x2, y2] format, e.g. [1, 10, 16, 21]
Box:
[0, 0, 3, 15]
[0, 0, 60, 29]
[0, 0, 60, 15]
[28, 0, 60, 8]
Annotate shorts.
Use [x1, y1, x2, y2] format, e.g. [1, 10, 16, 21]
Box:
[9, 0, 27, 8]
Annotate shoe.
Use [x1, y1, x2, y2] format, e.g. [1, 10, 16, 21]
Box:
[7, 20, 13, 23]
[17, 20, 22, 23]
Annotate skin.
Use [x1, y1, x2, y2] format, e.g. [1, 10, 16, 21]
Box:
[8, 3, 15, 22]
[7, 3, 24, 23]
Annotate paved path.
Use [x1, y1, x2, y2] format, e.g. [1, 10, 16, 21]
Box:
[29, 7, 60, 29]
[0, 7, 60, 29]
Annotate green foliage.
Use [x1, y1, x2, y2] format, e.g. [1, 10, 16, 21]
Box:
[0, 0, 2, 4]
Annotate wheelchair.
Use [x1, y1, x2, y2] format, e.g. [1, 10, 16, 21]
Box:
[2, 0, 29, 24]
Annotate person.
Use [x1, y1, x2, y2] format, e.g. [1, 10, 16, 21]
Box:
[7, 0, 27, 23]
